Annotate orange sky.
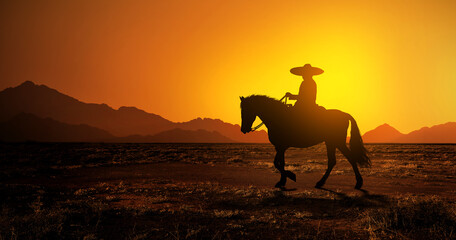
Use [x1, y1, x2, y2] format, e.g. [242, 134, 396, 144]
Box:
[1, 0, 455, 134]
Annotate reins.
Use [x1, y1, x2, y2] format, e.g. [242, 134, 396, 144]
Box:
[251, 95, 288, 131]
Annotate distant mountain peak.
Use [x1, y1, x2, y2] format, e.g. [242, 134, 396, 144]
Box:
[13, 80, 65, 97]
[375, 123, 398, 130]
[19, 80, 36, 87]
[118, 106, 143, 112]
[362, 123, 404, 143]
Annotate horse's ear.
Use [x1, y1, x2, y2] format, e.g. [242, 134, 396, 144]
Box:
[240, 96, 244, 101]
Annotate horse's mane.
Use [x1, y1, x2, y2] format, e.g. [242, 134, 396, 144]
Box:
[244, 95, 288, 113]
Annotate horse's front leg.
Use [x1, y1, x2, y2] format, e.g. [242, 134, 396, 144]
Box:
[273, 147, 295, 189]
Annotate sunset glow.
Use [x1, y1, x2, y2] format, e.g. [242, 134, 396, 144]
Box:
[1, 0, 455, 133]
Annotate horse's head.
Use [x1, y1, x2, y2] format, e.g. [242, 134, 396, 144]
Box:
[240, 96, 257, 134]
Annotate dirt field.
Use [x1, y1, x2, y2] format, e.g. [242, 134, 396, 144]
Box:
[1, 143, 455, 239]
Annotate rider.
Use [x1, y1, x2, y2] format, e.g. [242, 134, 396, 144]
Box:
[285, 63, 324, 113]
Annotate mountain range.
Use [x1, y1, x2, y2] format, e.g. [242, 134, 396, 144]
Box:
[0, 81, 455, 143]
[362, 123, 456, 143]
[0, 81, 267, 142]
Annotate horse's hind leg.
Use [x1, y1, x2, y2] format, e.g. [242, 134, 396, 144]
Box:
[315, 144, 336, 188]
[338, 144, 363, 189]
[273, 147, 295, 189]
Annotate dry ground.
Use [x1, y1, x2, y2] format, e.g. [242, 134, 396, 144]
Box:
[2, 161, 456, 239]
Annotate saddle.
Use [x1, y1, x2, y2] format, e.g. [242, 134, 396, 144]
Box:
[287, 104, 327, 130]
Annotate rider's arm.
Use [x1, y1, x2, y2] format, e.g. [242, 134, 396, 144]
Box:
[285, 92, 298, 100]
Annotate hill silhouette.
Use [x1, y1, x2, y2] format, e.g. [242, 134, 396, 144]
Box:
[396, 122, 456, 143]
[0, 81, 268, 143]
[0, 113, 113, 142]
[0, 81, 174, 137]
[362, 124, 405, 143]
[0, 112, 237, 143]
[362, 122, 456, 143]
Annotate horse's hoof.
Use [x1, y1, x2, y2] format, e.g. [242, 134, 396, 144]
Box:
[275, 182, 285, 189]
[355, 179, 363, 189]
[315, 181, 325, 189]
[275, 181, 285, 190]
[286, 171, 296, 182]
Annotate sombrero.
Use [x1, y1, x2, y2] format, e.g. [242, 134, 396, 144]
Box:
[290, 64, 324, 76]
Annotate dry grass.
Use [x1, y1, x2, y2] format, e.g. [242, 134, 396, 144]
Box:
[1, 179, 456, 239]
[363, 196, 456, 240]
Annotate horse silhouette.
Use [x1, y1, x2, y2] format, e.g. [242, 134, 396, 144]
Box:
[240, 95, 370, 189]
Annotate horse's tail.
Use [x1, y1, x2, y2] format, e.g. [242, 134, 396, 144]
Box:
[348, 115, 371, 167]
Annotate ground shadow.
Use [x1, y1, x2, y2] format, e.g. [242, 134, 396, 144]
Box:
[211, 187, 390, 220]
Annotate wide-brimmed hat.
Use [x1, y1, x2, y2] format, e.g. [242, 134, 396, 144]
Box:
[290, 64, 324, 76]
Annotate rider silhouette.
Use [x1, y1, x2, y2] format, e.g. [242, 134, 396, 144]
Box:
[285, 63, 324, 112]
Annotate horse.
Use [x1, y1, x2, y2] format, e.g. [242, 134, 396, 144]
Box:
[240, 95, 370, 189]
